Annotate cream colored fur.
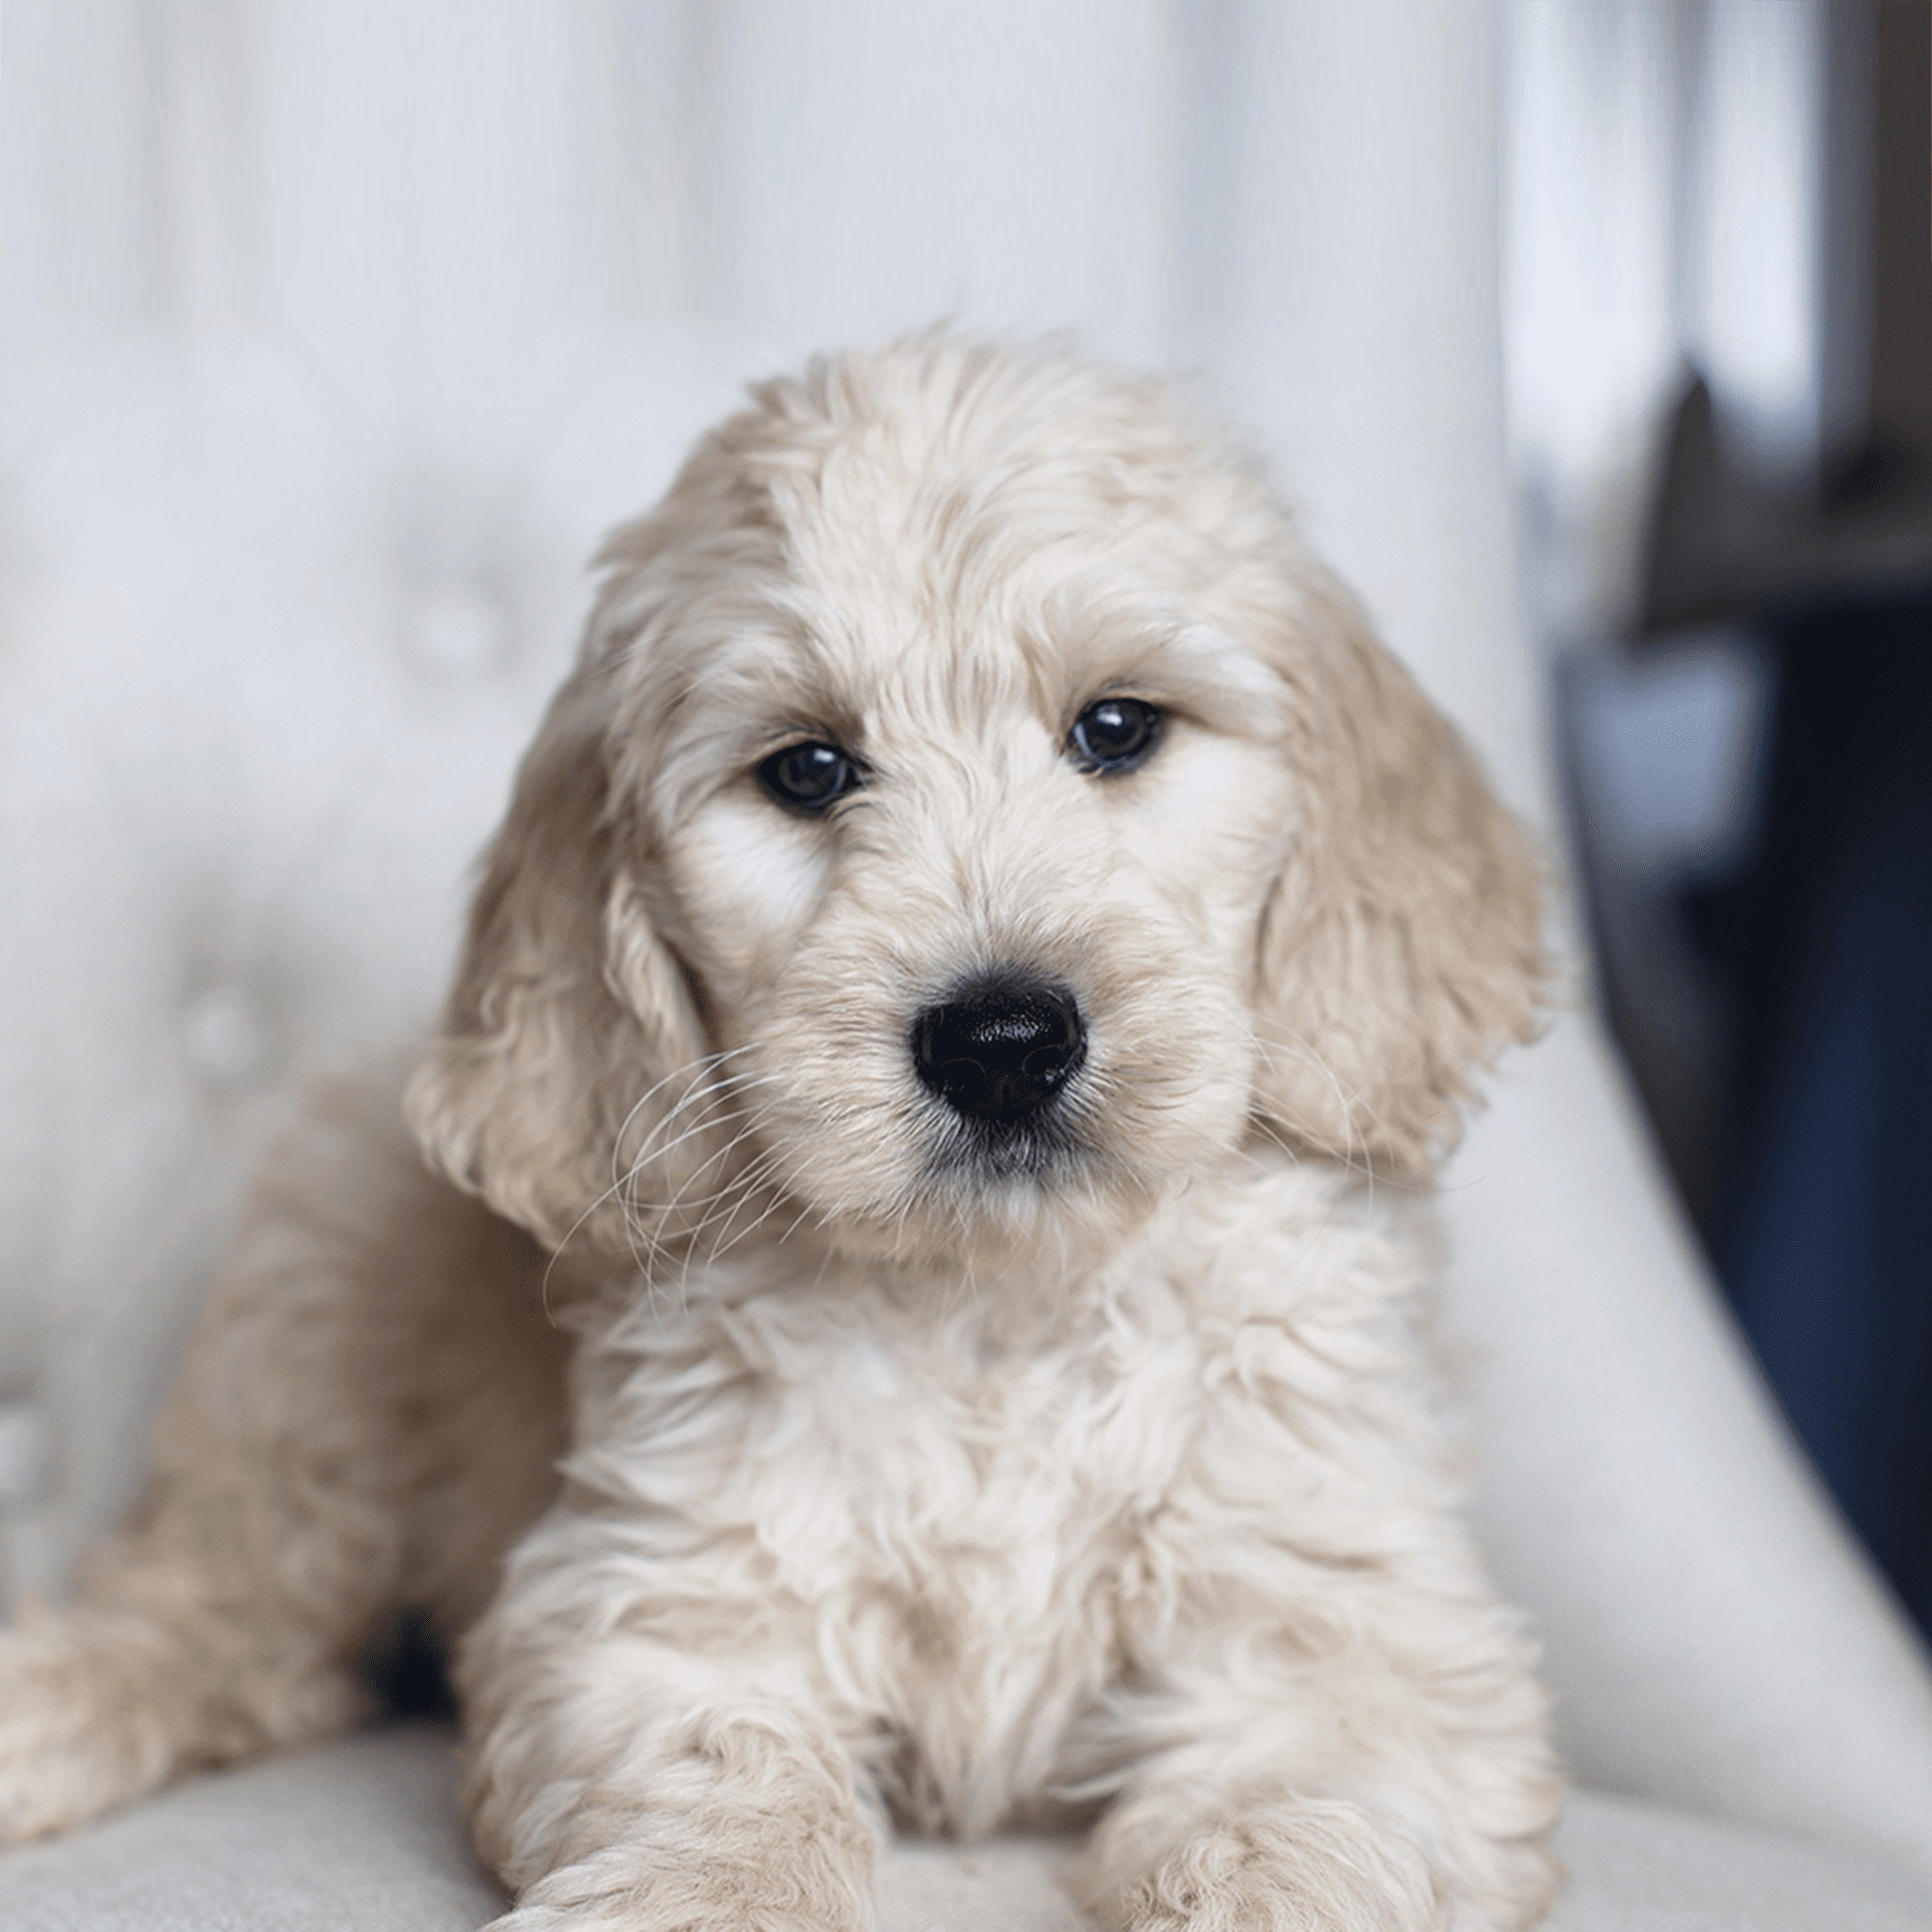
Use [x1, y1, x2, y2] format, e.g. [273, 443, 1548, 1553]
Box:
[0, 337, 1561, 1930]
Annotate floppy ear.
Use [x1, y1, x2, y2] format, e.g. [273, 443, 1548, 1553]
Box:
[406, 673, 709, 1260]
[1252, 569, 1547, 1176]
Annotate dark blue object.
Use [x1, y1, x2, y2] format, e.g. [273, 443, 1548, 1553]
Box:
[1694, 594, 1932, 1634]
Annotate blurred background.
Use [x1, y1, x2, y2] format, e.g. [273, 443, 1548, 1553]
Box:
[1513, 0, 1932, 1648]
[0, 0, 1926, 1662]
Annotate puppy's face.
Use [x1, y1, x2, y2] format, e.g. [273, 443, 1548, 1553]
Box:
[639, 547, 1293, 1258]
[411, 342, 1543, 1274]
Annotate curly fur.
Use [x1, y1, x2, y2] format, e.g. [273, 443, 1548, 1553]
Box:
[0, 336, 1560, 1930]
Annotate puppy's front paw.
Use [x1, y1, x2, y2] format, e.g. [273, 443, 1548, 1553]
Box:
[482, 1808, 878, 1932]
[1096, 1800, 1441, 1932]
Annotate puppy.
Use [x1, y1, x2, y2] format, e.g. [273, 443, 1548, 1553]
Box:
[0, 337, 1563, 1929]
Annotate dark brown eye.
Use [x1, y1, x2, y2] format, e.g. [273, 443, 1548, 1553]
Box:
[755, 740, 862, 813]
[1068, 697, 1163, 774]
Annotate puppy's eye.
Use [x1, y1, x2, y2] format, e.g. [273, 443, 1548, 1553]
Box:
[755, 740, 863, 813]
[1068, 697, 1163, 775]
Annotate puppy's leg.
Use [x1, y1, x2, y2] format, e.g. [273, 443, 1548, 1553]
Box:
[461, 1522, 879, 1932]
[0, 1082, 567, 1842]
[1073, 1588, 1563, 1932]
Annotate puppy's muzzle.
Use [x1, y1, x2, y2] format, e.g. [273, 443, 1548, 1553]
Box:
[911, 977, 1086, 1127]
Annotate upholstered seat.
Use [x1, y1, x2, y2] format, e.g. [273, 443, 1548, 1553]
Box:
[0, 1727, 1924, 1932]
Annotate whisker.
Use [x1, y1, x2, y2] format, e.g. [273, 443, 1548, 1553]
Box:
[1245, 1021, 1391, 1187]
[636, 1094, 789, 1225]
[539, 1049, 788, 1316]
[616, 1061, 779, 1188]
[607, 1043, 761, 1183]
[618, 1093, 785, 1219]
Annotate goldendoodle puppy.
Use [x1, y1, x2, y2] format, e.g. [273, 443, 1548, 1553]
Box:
[0, 337, 1562, 1929]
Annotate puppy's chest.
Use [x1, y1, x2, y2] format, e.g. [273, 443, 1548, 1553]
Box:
[586, 1293, 1204, 1597]
[580, 1290, 1209, 1831]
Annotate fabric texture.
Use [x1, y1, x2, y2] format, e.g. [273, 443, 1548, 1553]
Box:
[0, 1727, 502, 1932]
[0, 1727, 1925, 1932]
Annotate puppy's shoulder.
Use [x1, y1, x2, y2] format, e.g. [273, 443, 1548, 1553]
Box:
[1143, 1151, 1433, 1326]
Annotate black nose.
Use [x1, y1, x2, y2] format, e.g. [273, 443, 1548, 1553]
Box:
[910, 978, 1087, 1126]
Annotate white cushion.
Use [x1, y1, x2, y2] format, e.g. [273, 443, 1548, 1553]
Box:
[0, 1728, 1923, 1932]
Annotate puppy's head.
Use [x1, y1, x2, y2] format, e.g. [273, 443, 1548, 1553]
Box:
[408, 338, 1543, 1273]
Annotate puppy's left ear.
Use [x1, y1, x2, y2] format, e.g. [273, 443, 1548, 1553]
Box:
[1252, 570, 1547, 1175]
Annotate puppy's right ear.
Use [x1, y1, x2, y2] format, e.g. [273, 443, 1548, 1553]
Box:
[406, 674, 707, 1259]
